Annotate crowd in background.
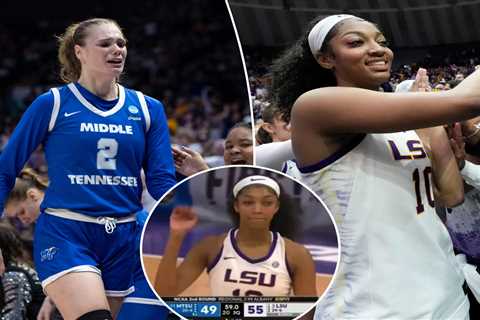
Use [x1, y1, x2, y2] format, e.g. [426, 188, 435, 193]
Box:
[0, 0, 249, 174]
[3, 2, 480, 317]
[0, 1, 249, 318]
[249, 44, 480, 130]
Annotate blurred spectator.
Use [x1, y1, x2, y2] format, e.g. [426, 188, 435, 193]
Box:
[223, 122, 253, 165]
[173, 122, 253, 177]
[256, 104, 290, 145]
[246, 43, 480, 126]
[0, 0, 249, 172]
[0, 223, 44, 319]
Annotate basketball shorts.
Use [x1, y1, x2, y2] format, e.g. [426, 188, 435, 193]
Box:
[34, 211, 137, 296]
[117, 277, 169, 320]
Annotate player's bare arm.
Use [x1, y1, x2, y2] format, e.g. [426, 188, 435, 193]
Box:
[291, 68, 480, 165]
[154, 206, 203, 296]
[285, 239, 317, 296]
[169, 235, 222, 295]
[154, 207, 223, 296]
[293, 85, 480, 136]
[417, 126, 464, 207]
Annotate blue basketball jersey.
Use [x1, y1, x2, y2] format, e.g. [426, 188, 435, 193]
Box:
[0, 83, 176, 217]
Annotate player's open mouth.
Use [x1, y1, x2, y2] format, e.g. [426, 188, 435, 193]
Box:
[107, 59, 123, 67]
[366, 59, 386, 66]
[365, 59, 389, 71]
[230, 159, 247, 164]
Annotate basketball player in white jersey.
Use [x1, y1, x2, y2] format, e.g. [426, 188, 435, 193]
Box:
[267, 13, 480, 319]
[153, 175, 317, 297]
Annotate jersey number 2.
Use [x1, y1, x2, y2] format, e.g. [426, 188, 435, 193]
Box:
[97, 138, 118, 170]
[412, 166, 434, 214]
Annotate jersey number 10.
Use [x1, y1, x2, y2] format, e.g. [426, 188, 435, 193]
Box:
[412, 166, 434, 214]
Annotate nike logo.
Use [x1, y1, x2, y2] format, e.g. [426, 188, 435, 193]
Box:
[250, 178, 265, 181]
[223, 257, 236, 260]
[64, 111, 81, 117]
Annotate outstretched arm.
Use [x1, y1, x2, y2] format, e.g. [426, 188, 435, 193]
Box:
[154, 206, 211, 296]
[255, 140, 294, 170]
[291, 67, 480, 166]
[293, 66, 480, 135]
[293, 86, 479, 137]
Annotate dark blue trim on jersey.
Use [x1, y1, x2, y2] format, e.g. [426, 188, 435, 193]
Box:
[230, 229, 278, 264]
[0, 85, 176, 217]
[74, 82, 118, 110]
[282, 159, 298, 174]
[206, 245, 224, 273]
[298, 134, 366, 173]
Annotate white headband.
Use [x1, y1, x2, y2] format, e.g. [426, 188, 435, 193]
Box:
[308, 14, 359, 58]
[233, 175, 280, 198]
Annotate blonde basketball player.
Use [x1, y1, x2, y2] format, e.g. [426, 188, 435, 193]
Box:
[268, 13, 480, 320]
[154, 175, 316, 297]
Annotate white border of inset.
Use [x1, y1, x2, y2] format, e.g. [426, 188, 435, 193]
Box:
[139, 164, 342, 320]
[225, 0, 257, 164]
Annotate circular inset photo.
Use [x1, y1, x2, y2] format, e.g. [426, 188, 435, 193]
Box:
[141, 166, 339, 319]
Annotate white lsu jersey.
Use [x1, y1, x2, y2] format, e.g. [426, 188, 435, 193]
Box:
[282, 159, 302, 181]
[297, 132, 468, 319]
[207, 229, 292, 296]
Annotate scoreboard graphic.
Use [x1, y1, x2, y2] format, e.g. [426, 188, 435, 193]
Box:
[143, 168, 338, 320]
[165, 296, 317, 320]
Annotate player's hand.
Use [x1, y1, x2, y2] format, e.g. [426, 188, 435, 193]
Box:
[446, 123, 466, 170]
[170, 206, 198, 234]
[410, 68, 431, 92]
[460, 117, 480, 147]
[172, 145, 188, 166]
[172, 145, 209, 176]
[37, 296, 55, 320]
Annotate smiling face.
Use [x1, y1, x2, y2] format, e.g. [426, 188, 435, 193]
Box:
[319, 18, 393, 90]
[234, 185, 280, 230]
[75, 22, 127, 80]
[224, 126, 253, 165]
